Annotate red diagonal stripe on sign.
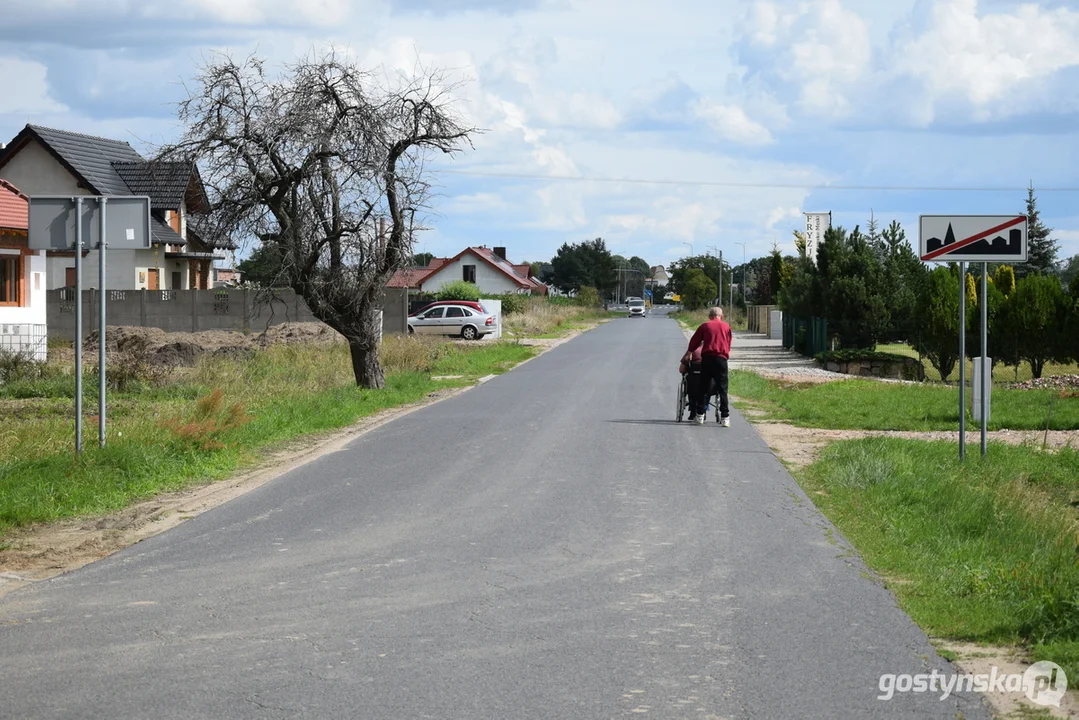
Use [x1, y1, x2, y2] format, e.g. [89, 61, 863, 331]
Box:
[922, 216, 1026, 260]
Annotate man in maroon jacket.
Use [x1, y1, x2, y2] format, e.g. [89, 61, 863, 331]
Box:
[683, 307, 732, 426]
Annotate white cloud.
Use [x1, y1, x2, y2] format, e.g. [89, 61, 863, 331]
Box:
[533, 91, 622, 130]
[766, 206, 802, 229]
[692, 99, 774, 145]
[534, 183, 588, 230]
[889, 0, 1079, 122]
[739, 0, 1079, 127]
[1054, 229, 1079, 257]
[6, 0, 1075, 271]
[740, 0, 872, 120]
[0, 57, 67, 115]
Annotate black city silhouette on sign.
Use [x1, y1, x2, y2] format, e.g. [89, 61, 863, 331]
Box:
[926, 223, 1023, 257]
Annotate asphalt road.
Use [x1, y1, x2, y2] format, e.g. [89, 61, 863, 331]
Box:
[0, 312, 991, 719]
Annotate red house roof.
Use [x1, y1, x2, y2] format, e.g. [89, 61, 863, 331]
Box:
[0, 179, 28, 232]
[386, 266, 437, 288]
[387, 248, 544, 292]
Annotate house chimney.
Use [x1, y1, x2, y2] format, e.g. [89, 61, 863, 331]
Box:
[494, 246, 506, 260]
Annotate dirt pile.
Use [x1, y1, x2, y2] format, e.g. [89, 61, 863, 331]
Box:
[76, 323, 346, 367]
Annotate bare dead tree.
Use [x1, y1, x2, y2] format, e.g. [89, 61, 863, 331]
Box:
[159, 51, 476, 388]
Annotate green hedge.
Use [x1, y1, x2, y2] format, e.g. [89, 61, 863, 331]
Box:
[435, 280, 482, 302]
[481, 293, 527, 315]
[815, 348, 911, 364]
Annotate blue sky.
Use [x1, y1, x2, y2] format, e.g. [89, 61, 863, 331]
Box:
[2, 0, 1077, 269]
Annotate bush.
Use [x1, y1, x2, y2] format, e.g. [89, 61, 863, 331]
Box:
[912, 267, 962, 381]
[0, 349, 57, 384]
[815, 349, 910, 364]
[576, 286, 600, 307]
[482, 293, 527, 315]
[435, 280, 482, 302]
[996, 274, 1072, 379]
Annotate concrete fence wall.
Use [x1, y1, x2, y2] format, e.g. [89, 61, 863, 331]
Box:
[47, 287, 409, 341]
[746, 304, 779, 335]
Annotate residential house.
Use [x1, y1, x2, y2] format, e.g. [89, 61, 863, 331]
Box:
[0, 124, 230, 291]
[0, 180, 47, 360]
[649, 265, 670, 287]
[212, 267, 245, 287]
[388, 246, 545, 296]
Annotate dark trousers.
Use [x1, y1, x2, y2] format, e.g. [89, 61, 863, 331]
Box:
[685, 363, 702, 417]
[693, 355, 729, 417]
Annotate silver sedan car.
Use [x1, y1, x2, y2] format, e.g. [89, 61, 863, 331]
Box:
[408, 304, 497, 340]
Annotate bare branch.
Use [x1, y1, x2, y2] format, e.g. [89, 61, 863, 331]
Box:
[155, 48, 478, 387]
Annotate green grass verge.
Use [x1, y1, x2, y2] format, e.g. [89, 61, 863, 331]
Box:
[800, 438, 1079, 680]
[877, 342, 1079, 385]
[730, 370, 1079, 431]
[0, 340, 535, 537]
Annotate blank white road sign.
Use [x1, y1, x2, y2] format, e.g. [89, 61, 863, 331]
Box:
[920, 215, 1027, 263]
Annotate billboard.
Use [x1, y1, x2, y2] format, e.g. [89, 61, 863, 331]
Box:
[804, 212, 830, 264]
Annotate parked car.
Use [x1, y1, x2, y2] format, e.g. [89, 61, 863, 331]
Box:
[628, 299, 646, 317]
[410, 300, 488, 316]
[408, 303, 497, 340]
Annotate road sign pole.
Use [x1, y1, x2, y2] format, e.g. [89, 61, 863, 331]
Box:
[981, 262, 988, 458]
[98, 197, 107, 448]
[958, 261, 966, 462]
[74, 197, 83, 455]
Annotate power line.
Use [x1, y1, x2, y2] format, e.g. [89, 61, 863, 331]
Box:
[438, 169, 1079, 193]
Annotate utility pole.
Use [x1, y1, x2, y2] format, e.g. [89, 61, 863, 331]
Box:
[734, 241, 746, 310]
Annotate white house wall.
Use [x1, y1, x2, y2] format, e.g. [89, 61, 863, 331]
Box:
[0, 140, 87, 197]
[0, 250, 48, 361]
[0, 250, 46, 325]
[421, 254, 522, 295]
[47, 248, 171, 290]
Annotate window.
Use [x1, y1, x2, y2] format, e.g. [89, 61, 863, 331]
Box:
[445, 306, 465, 318]
[0, 255, 23, 306]
[422, 307, 445, 319]
[463, 265, 476, 283]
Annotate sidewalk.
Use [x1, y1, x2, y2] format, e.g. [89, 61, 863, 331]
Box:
[676, 329, 846, 382]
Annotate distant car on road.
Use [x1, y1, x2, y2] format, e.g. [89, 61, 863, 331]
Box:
[627, 299, 646, 318]
[408, 303, 497, 340]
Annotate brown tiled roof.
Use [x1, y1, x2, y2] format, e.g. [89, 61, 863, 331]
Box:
[0, 179, 28, 231]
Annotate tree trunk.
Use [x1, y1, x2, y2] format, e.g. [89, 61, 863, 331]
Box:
[350, 340, 384, 389]
[1031, 357, 1044, 380]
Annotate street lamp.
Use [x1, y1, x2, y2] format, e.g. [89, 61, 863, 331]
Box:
[683, 241, 693, 258]
[734, 241, 747, 310]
